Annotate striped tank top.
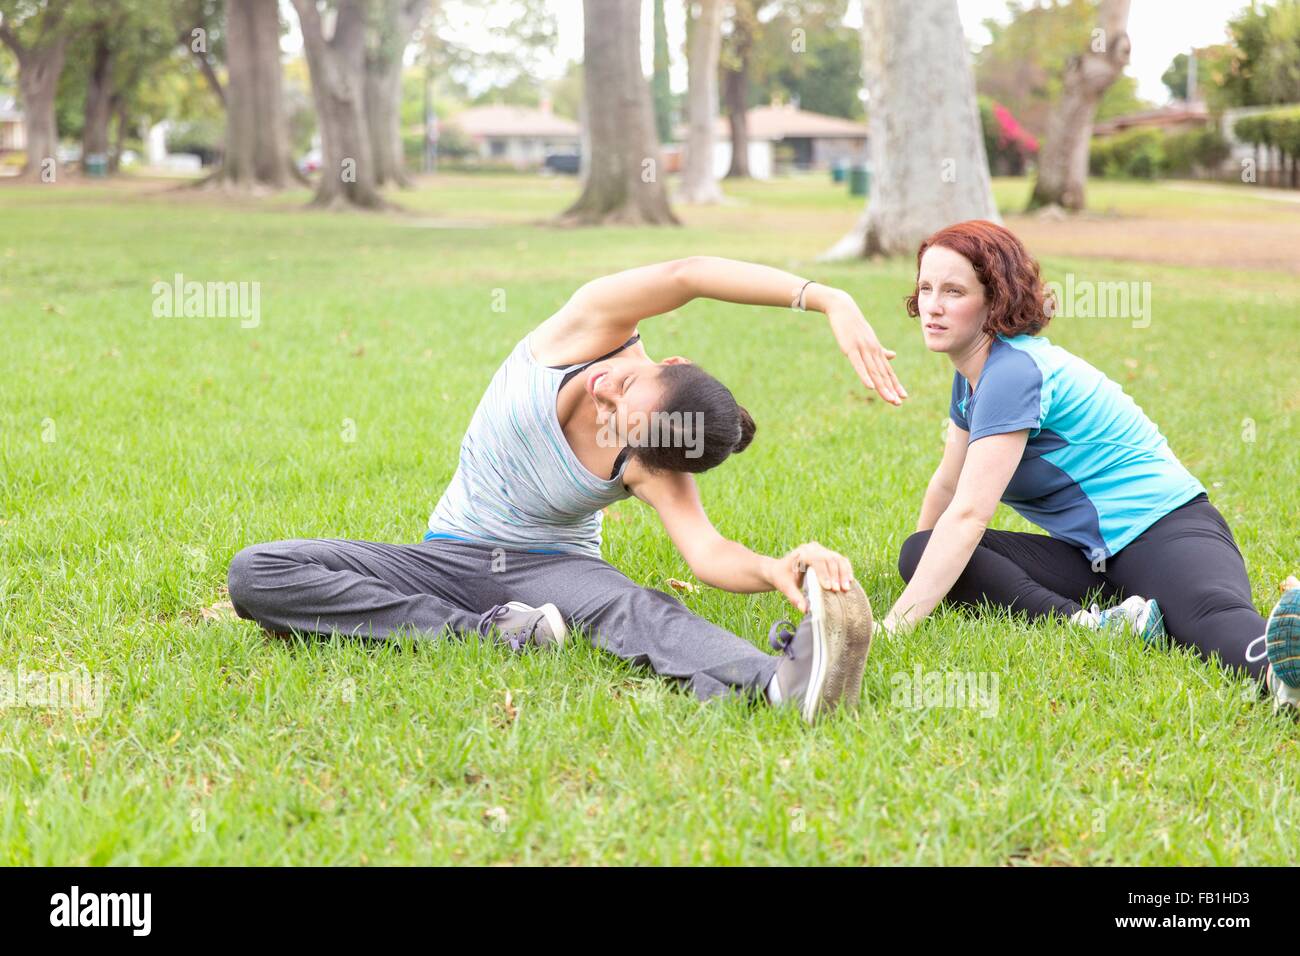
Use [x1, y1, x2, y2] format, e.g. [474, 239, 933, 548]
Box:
[426, 333, 639, 558]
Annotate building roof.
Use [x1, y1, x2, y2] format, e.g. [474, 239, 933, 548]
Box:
[449, 105, 579, 138]
[1093, 102, 1209, 136]
[675, 104, 869, 142]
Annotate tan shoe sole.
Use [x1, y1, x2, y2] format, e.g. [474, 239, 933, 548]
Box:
[820, 581, 874, 712]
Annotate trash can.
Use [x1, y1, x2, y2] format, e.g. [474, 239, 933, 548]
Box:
[831, 160, 846, 183]
[848, 163, 869, 196]
[85, 153, 108, 177]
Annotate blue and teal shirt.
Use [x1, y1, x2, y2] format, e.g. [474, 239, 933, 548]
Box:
[950, 334, 1205, 560]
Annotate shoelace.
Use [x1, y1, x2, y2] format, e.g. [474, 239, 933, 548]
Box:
[768, 620, 797, 657]
[477, 604, 533, 652]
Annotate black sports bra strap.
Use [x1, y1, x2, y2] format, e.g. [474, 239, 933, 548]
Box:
[556, 333, 642, 389]
[609, 446, 630, 481]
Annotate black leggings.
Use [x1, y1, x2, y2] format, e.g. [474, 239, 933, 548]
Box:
[897, 494, 1269, 680]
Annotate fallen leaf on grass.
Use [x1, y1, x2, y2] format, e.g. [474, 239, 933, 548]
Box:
[666, 578, 697, 594]
[201, 600, 237, 622]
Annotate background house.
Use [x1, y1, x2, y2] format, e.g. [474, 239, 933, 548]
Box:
[674, 103, 869, 180]
[448, 98, 580, 169]
[0, 96, 26, 154]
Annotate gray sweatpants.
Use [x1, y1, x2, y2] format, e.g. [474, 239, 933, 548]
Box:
[226, 537, 780, 701]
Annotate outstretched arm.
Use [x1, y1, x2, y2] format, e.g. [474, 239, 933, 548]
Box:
[881, 430, 1028, 635]
[630, 466, 855, 614]
[536, 256, 907, 404]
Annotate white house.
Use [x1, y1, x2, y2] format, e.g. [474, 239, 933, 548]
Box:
[0, 96, 25, 153]
[675, 103, 870, 180]
[449, 99, 580, 169]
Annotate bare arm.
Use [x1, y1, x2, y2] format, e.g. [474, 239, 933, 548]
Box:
[882, 430, 1029, 634]
[534, 256, 907, 404]
[629, 465, 855, 613]
[917, 421, 970, 531]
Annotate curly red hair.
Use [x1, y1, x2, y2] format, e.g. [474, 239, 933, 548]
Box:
[904, 220, 1054, 337]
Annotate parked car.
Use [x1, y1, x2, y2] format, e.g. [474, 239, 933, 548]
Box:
[543, 151, 580, 175]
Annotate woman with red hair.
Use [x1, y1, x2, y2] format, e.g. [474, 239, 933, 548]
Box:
[884, 220, 1300, 709]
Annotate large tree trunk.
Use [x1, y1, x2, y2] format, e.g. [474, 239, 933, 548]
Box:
[721, 0, 754, 179]
[680, 0, 723, 203]
[108, 93, 128, 174]
[823, 0, 997, 260]
[651, 0, 672, 144]
[1027, 0, 1131, 212]
[0, 21, 68, 182]
[365, 0, 425, 189]
[291, 0, 383, 208]
[82, 30, 115, 170]
[559, 0, 678, 226]
[219, 0, 298, 190]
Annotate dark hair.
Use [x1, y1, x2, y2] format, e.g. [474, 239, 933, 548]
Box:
[904, 219, 1054, 337]
[626, 363, 755, 474]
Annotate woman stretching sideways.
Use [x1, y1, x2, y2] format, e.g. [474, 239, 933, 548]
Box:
[228, 257, 898, 721]
[882, 220, 1300, 709]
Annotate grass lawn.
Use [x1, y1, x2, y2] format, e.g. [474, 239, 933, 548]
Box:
[2, 172, 1298, 865]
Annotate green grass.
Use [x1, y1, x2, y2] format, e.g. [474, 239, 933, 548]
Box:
[1, 172, 1298, 864]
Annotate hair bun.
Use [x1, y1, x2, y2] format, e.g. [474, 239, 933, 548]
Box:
[734, 406, 756, 454]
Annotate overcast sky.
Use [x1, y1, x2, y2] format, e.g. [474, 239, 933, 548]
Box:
[543, 0, 1255, 106]
[279, 0, 1258, 107]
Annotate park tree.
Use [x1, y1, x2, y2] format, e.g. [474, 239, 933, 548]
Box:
[79, 4, 176, 173]
[365, 0, 428, 189]
[974, 0, 1144, 141]
[215, 0, 300, 189]
[823, 0, 997, 259]
[681, 0, 723, 203]
[753, 0, 863, 120]
[291, 0, 382, 208]
[560, 0, 677, 225]
[1027, 0, 1132, 212]
[651, 0, 671, 143]
[0, 0, 85, 180]
[719, 0, 756, 178]
[172, 0, 225, 107]
[1219, 1, 1300, 107]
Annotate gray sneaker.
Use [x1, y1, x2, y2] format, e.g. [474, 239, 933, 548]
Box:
[768, 567, 873, 722]
[477, 602, 568, 650]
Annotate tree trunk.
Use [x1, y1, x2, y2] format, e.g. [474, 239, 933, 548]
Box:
[0, 26, 68, 181]
[722, 0, 753, 178]
[365, 0, 425, 189]
[651, 0, 672, 145]
[823, 0, 997, 259]
[82, 30, 115, 169]
[681, 0, 723, 203]
[291, 0, 383, 208]
[219, 0, 298, 190]
[578, 86, 591, 185]
[109, 93, 128, 174]
[559, 0, 678, 225]
[1027, 0, 1132, 212]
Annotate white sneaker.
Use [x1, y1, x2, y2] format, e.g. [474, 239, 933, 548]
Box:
[1073, 596, 1166, 644]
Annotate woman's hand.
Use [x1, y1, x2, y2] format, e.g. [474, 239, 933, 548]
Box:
[819, 289, 908, 405]
[765, 541, 856, 613]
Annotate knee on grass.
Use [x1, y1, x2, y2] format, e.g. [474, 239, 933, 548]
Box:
[898, 531, 933, 584]
[226, 543, 280, 621]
